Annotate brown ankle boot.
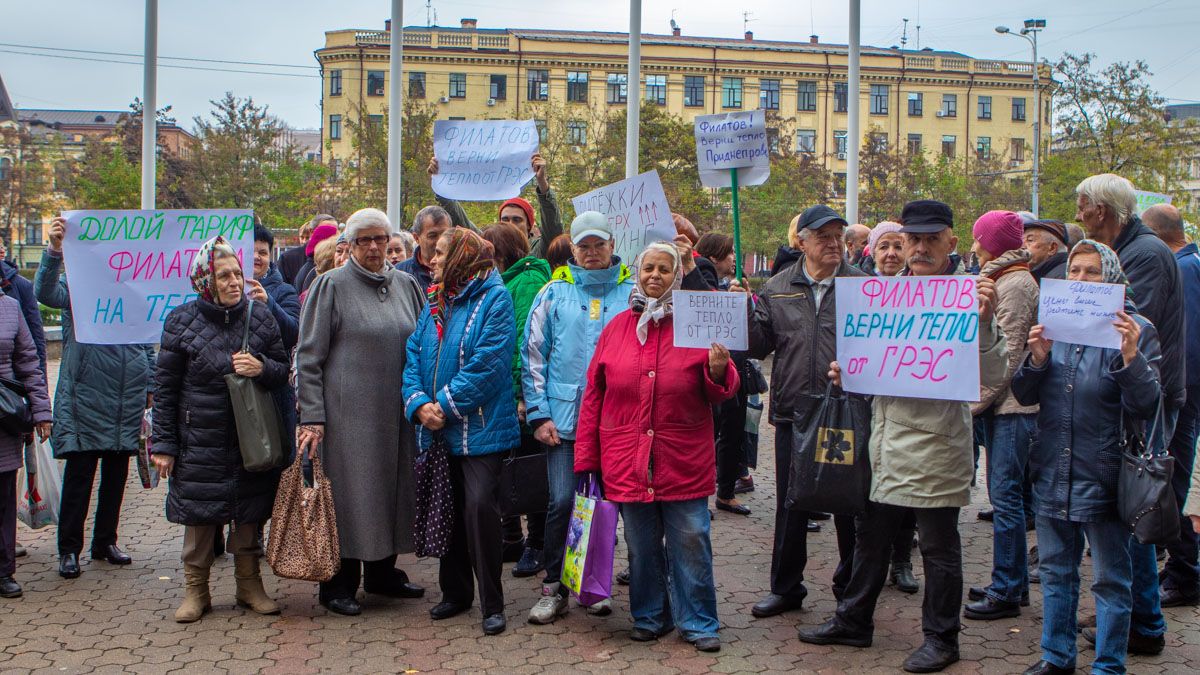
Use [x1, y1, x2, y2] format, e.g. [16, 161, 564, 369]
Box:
[174, 564, 212, 623]
[234, 555, 280, 615]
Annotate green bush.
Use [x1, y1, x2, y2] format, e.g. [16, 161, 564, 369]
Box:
[39, 305, 61, 327]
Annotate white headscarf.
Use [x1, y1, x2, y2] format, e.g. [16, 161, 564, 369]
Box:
[629, 242, 683, 345]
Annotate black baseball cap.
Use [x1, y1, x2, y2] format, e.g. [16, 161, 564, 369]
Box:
[799, 205, 848, 230]
[900, 200, 954, 234]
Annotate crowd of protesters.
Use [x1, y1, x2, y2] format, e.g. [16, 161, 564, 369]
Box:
[2, 156, 1198, 674]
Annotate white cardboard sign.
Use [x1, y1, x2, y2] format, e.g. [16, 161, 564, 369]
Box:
[431, 120, 539, 201]
[1038, 278, 1123, 350]
[672, 290, 748, 351]
[571, 170, 675, 264]
[694, 110, 771, 188]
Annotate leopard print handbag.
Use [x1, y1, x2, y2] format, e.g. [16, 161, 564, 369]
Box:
[266, 451, 341, 582]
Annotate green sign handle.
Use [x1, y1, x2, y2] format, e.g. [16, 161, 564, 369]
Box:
[730, 168, 743, 282]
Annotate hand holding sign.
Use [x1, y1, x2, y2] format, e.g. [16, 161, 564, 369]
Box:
[431, 120, 539, 201]
[673, 290, 748, 351]
[1038, 278, 1123, 350]
[1114, 311, 1142, 366]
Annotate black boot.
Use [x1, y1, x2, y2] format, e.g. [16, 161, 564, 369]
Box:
[889, 562, 919, 594]
[902, 642, 960, 673]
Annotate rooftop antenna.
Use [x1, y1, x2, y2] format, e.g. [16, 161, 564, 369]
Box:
[916, 0, 921, 49]
[901, 18, 909, 47]
[810, 0, 815, 36]
[670, 9, 679, 32]
[426, 0, 434, 27]
[743, 11, 757, 34]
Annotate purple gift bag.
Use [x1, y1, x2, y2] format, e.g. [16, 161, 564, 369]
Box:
[561, 473, 619, 606]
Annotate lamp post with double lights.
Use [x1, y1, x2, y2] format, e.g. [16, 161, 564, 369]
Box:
[996, 19, 1046, 217]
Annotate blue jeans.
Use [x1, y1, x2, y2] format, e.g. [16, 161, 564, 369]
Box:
[621, 498, 719, 642]
[1129, 538, 1166, 638]
[984, 413, 1036, 603]
[1037, 516, 1132, 673]
[542, 439, 577, 589]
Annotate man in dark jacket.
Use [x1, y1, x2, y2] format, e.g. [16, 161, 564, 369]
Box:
[0, 246, 46, 377]
[1076, 173, 1184, 655]
[277, 215, 330, 286]
[1144, 203, 1200, 608]
[1022, 219, 1070, 282]
[738, 205, 865, 620]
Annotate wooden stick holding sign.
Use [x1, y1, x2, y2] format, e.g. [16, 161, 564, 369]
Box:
[695, 110, 770, 280]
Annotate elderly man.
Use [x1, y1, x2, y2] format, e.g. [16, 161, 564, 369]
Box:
[1075, 174, 1184, 656]
[844, 223, 871, 266]
[800, 200, 1006, 674]
[1143, 203, 1200, 608]
[395, 205, 478, 290]
[1022, 220, 1070, 282]
[739, 205, 865, 619]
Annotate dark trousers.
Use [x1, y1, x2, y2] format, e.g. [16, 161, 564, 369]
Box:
[57, 452, 130, 556]
[835, 503, 963, 650]
[834, 507, 918, 588]
[0, 470, 15, 576]
[319, 555, 411, 602]
[440, 454, 504, 616]
[771, 422, 852, 600]
[1163, 386, 1200, 594]
[715, 391, 749, 500]
[501, 513, 546, 550]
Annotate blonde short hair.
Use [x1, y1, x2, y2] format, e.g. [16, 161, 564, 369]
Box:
[314, 237, 338, 275]
[788, 214, 803, 248]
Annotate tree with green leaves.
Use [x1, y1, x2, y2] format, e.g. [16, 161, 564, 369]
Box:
[0, 123, 58, 260]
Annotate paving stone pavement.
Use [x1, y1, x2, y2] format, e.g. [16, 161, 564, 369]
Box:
[0, 358, 1197, 673]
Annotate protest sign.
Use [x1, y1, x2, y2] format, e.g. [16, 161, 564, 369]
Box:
[571, 170, 675, 263]
[431, 120, 538, 201]
[1134, 190, 1172, 215]
[1038, 278, 1122, 350]
[835, 275, 980, 402]
[672, 290, 748, 351]
[694, 110, 771, 189]
[61, 209, 254, 345]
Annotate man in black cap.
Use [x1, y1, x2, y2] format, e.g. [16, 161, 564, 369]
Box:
[734, 204, 867, 619]
[800, 200, 1007, 673]
[1021, 218, 1070, 282]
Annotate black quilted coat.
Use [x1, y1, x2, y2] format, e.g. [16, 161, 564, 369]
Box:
[151, 297, 289, 526]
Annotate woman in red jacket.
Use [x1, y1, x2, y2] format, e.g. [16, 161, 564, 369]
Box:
[575, 242, 739, 653]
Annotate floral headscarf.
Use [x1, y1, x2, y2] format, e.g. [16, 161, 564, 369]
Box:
[1068, 238, 1134, 301]
[629, 242, 683, 345]
[190, 235, 239, 303]
[426, 228, 494, 341]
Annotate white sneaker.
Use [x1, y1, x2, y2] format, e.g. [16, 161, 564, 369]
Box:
[585, 596, 613, 616]
[528, 583, 569, 624]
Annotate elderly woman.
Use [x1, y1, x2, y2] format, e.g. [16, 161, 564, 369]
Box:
[1011, 240, 1162, 675]
[867, 221, 905, 276]
[151, 236, 289, 622]
[403, 227, 520, 636]
[575, 242, 739, 653]
[296, 208, 426, 617]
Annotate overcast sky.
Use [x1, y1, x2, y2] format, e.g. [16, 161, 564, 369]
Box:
[3, 0, 1198, 130]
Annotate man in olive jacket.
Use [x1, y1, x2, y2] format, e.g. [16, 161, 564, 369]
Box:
[800, 201, 1008, 674]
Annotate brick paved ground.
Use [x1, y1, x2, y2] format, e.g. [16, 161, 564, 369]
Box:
[0, 358, 1196, 673]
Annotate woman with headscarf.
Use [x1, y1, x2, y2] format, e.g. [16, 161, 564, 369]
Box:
[865, 221, 905, 276]
[1010, 240, 1162, 675]
[574, 242, 740, 653]
[402, 227, 520, 636]
[296, 208, 426, 617]
[151, 236, 289, 623]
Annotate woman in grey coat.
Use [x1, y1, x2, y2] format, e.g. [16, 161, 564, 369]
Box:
[37, 218, 154, 580]
[296, 208, 426, 617]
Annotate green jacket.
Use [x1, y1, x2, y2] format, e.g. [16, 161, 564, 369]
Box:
[437, 187, 564, 260]
[501, 256, 552, 401]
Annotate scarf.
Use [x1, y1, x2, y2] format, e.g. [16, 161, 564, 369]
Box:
[1070, 239, 1134, 302]
[426, 228, 494, 341]
[629, 243, 682, 345]
[189, 235, 235, 303]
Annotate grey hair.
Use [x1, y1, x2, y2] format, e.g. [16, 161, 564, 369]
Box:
[1065, 223, 1086, 248]
[344, 208, 392, 242]
[1076, 174, 1137, 225]
[211, 242, 238, 261]
[393, 230, 417, 256]
[412, 205, 451, 235]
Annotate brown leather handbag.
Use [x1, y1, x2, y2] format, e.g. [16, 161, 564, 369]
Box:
[266, 450, 340, 582]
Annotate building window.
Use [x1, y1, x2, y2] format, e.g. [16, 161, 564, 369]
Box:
[409, 72, 426, 99]
[449, 73, 467, 99]
[527, 69, 549, 101]
[567, 120, 588, 146]
[684, 76, 705, 107]
[24, 214, 41, 246]
[833, 172, 847, 197]
[722, 78, 743, 109]
[490, 74, 507, 100]
[759, 79, 780, 110]
[834, 130, 848, 156]
[976, 137, 991, 159]
[977, 96, 992, 120]
[368, 115, 384, 131]
[941, 135, 956, 158]
[0, 157, 10, 182]
[941, 94, 957, 117]
[328, 115, 342, 141]
[1012, 97, 1026, 121]
[367, 71, 385, 97]
[908, 92, 923, 116]
[329, 70, 342, 96]
[834, 83, 848, 112]
[330, 159, 341, 180]
[869, 84, 889, 114]
[645, 75, 667, 105]
[796, 129, 816, 154]
[606, 73, 628, 104]
[907, 133, 922, 154]
[768, 128, 781, 154]
[1011, 138, 1026, 162]
[567, 71, 589, 103]
[870, 132, 888, 152]
[535, 120, 549, 142]
[797, 81, 817, 111]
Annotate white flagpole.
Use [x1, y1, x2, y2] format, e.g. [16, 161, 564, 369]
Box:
[141, 0, 157, 209]
[386, 0, 405, 229]
[625, 0, 642, 178]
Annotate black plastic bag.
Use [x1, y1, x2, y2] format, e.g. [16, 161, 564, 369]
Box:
[785, 384, 872, 516]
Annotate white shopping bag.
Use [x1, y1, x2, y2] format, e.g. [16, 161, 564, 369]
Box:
[16, 438, 61, 529]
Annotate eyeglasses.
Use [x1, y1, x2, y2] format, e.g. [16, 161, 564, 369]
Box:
[353, 234, 390, 247]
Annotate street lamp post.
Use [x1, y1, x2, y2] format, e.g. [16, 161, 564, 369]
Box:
[996, 19, 1045, 217]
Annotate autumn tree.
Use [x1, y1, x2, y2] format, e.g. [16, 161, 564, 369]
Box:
[0, 123, 58, 259]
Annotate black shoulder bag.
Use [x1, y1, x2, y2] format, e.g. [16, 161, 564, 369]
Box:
[1117, 398, 1180, 545]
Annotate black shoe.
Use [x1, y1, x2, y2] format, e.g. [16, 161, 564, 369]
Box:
[809, 512, 831, 521]
[14, 545, 26, 558]
[693, 637, 721, 652]
[715, 499, 751, 516]
[1028, 545, 1041, 585]
[430, 601, 471, 620]
[364, 580, 425, 599]
[0, 576, 21, 598]
[807, 521, 822, 532]
[1022, 659, 1074, 675]
[963, 596, 1021, 620]
[797, 620, 872, 647]
[733, 476, 755, 494]
[58, 554, 81, 579]
[890, 562, 919, 594]
[512, 547, 545, 578]
[977, 509, 994, 522]
[482, 613, 506, 635]
[629, 626, 673, 642]
[92, 544, 132, 565]
[1160, 586, 1200, 607]
[1081, 627, 1165, 656]
[751, 593, 804, 618]
[502, 539, 525, 563]
[968, 586, 1029, 607]
[902, 642, 960, 673]
[320, 597, 362, 616]
[616, 569, 631, 586]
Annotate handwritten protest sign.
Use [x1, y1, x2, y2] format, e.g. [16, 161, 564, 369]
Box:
[1038, 278, 1122, 349]
[61, 209, 254, 345]
[835, 275, 980, 401]
[431, 120, 538, 201]
[672, 290, 748, 350]
[694, 110, 771, 188]
[571, 170, 675, 263]
[1134, 190, 1172, 215]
